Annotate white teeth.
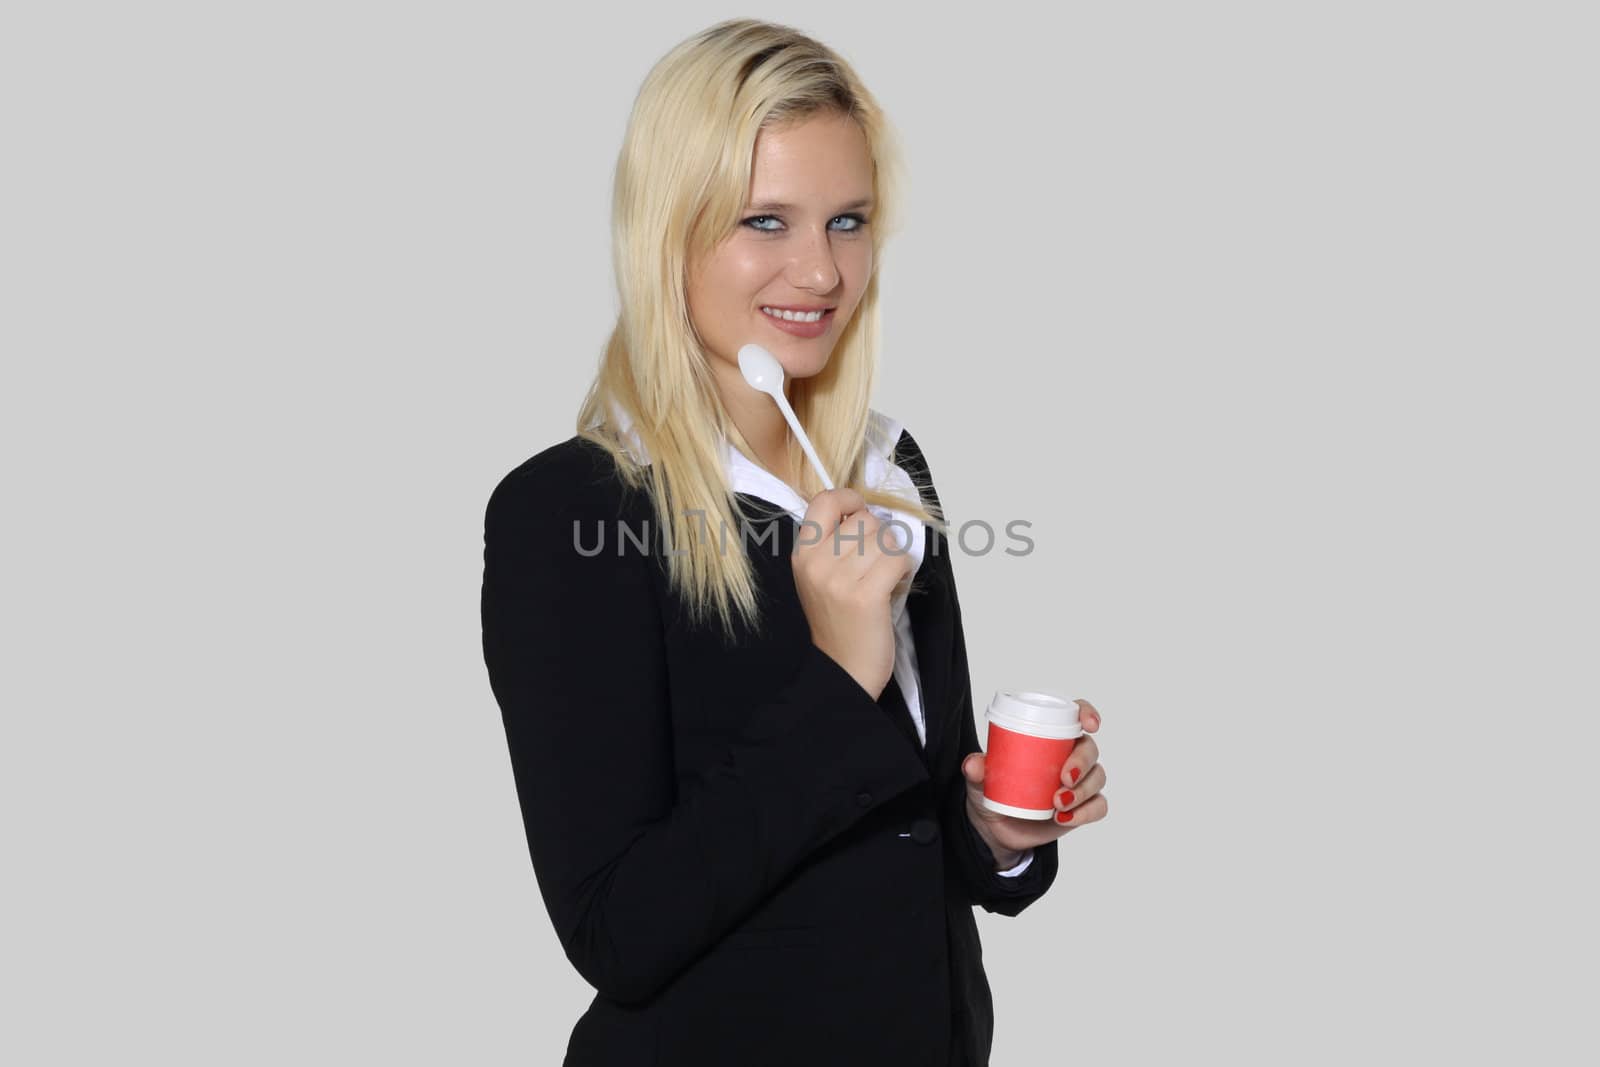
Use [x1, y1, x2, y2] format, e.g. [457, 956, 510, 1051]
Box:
[762, 306, 825, 323]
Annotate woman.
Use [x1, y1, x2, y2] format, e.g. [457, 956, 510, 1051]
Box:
[480, 18, 1108, 1066]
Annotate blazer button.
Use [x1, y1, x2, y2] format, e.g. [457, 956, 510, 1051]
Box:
[855, 791, 873, 808]
[909, 818, 939, 845]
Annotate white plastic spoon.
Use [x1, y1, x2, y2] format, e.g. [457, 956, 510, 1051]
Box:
[737, 343, 835, 491]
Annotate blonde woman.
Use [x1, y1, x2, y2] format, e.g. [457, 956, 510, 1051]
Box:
[481, 18, 1108, 1066]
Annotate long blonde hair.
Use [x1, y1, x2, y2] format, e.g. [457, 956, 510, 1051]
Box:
[577, 17, 944, 640]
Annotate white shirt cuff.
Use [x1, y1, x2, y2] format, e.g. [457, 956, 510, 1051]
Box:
[995, 848, 1035, 878]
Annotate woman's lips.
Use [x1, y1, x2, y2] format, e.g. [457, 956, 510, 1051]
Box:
[759, 307, 835, 339]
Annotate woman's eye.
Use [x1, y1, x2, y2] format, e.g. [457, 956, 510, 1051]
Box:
[742, 213, 869, 234]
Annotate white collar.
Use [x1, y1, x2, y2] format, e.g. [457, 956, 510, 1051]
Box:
[593, 400, 929, 596]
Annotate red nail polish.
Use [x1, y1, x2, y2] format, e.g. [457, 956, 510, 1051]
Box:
[1069, 767, 1081, 784]
[1056, 810, 1073, 823]
[1058, 790, 1075, 807]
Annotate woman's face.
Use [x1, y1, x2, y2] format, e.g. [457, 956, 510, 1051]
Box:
[687, 111, 876, 388]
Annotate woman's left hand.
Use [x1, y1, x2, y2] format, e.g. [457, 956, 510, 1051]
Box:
[960, 700, 1108, 867]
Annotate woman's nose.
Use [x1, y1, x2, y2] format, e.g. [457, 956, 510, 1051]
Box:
[788, 229, 841, 292]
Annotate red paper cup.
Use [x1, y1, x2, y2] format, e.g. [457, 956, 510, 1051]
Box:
[980, 691, 1083, 819]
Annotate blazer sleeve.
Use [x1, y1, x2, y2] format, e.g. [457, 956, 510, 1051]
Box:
[941, 595, 1060, 915]
[897, 429, 1061, 916]
[481, 448, 931, 1005]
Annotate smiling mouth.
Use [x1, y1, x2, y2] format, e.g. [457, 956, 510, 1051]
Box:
[759, 306, 835, 323]
[757, 306, 836, 337]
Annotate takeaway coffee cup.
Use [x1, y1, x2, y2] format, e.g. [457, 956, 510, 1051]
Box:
[980, 691, 1084, 819]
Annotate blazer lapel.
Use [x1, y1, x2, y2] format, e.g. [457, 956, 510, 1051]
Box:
[876, 674, 924, 756]
[905, 520, 953, 767]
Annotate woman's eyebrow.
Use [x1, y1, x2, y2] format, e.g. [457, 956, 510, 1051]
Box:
[746, 197, 874, 213]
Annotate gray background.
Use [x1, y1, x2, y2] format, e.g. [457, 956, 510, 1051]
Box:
[3, 1, 1595, 1063]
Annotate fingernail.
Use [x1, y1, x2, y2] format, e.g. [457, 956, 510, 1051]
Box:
[1056, 810, 1073, 824]
[1057, 790, 1075, 808]
[1069, 767, 1081, 784]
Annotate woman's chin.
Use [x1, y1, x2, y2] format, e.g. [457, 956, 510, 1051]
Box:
[776, 348, 835, 381]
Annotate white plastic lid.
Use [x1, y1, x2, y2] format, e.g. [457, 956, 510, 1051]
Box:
[986, 690, 1082, 739]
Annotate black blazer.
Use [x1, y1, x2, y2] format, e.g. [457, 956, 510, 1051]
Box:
[480, 427, 1059, 1066]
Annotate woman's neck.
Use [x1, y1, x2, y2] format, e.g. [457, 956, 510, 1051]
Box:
[712, 359, 799, 483]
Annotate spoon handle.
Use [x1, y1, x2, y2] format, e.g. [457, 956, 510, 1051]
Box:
[772, 390, 835, 491]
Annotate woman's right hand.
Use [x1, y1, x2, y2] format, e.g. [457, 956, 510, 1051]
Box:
[791, 488, 915, 700]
